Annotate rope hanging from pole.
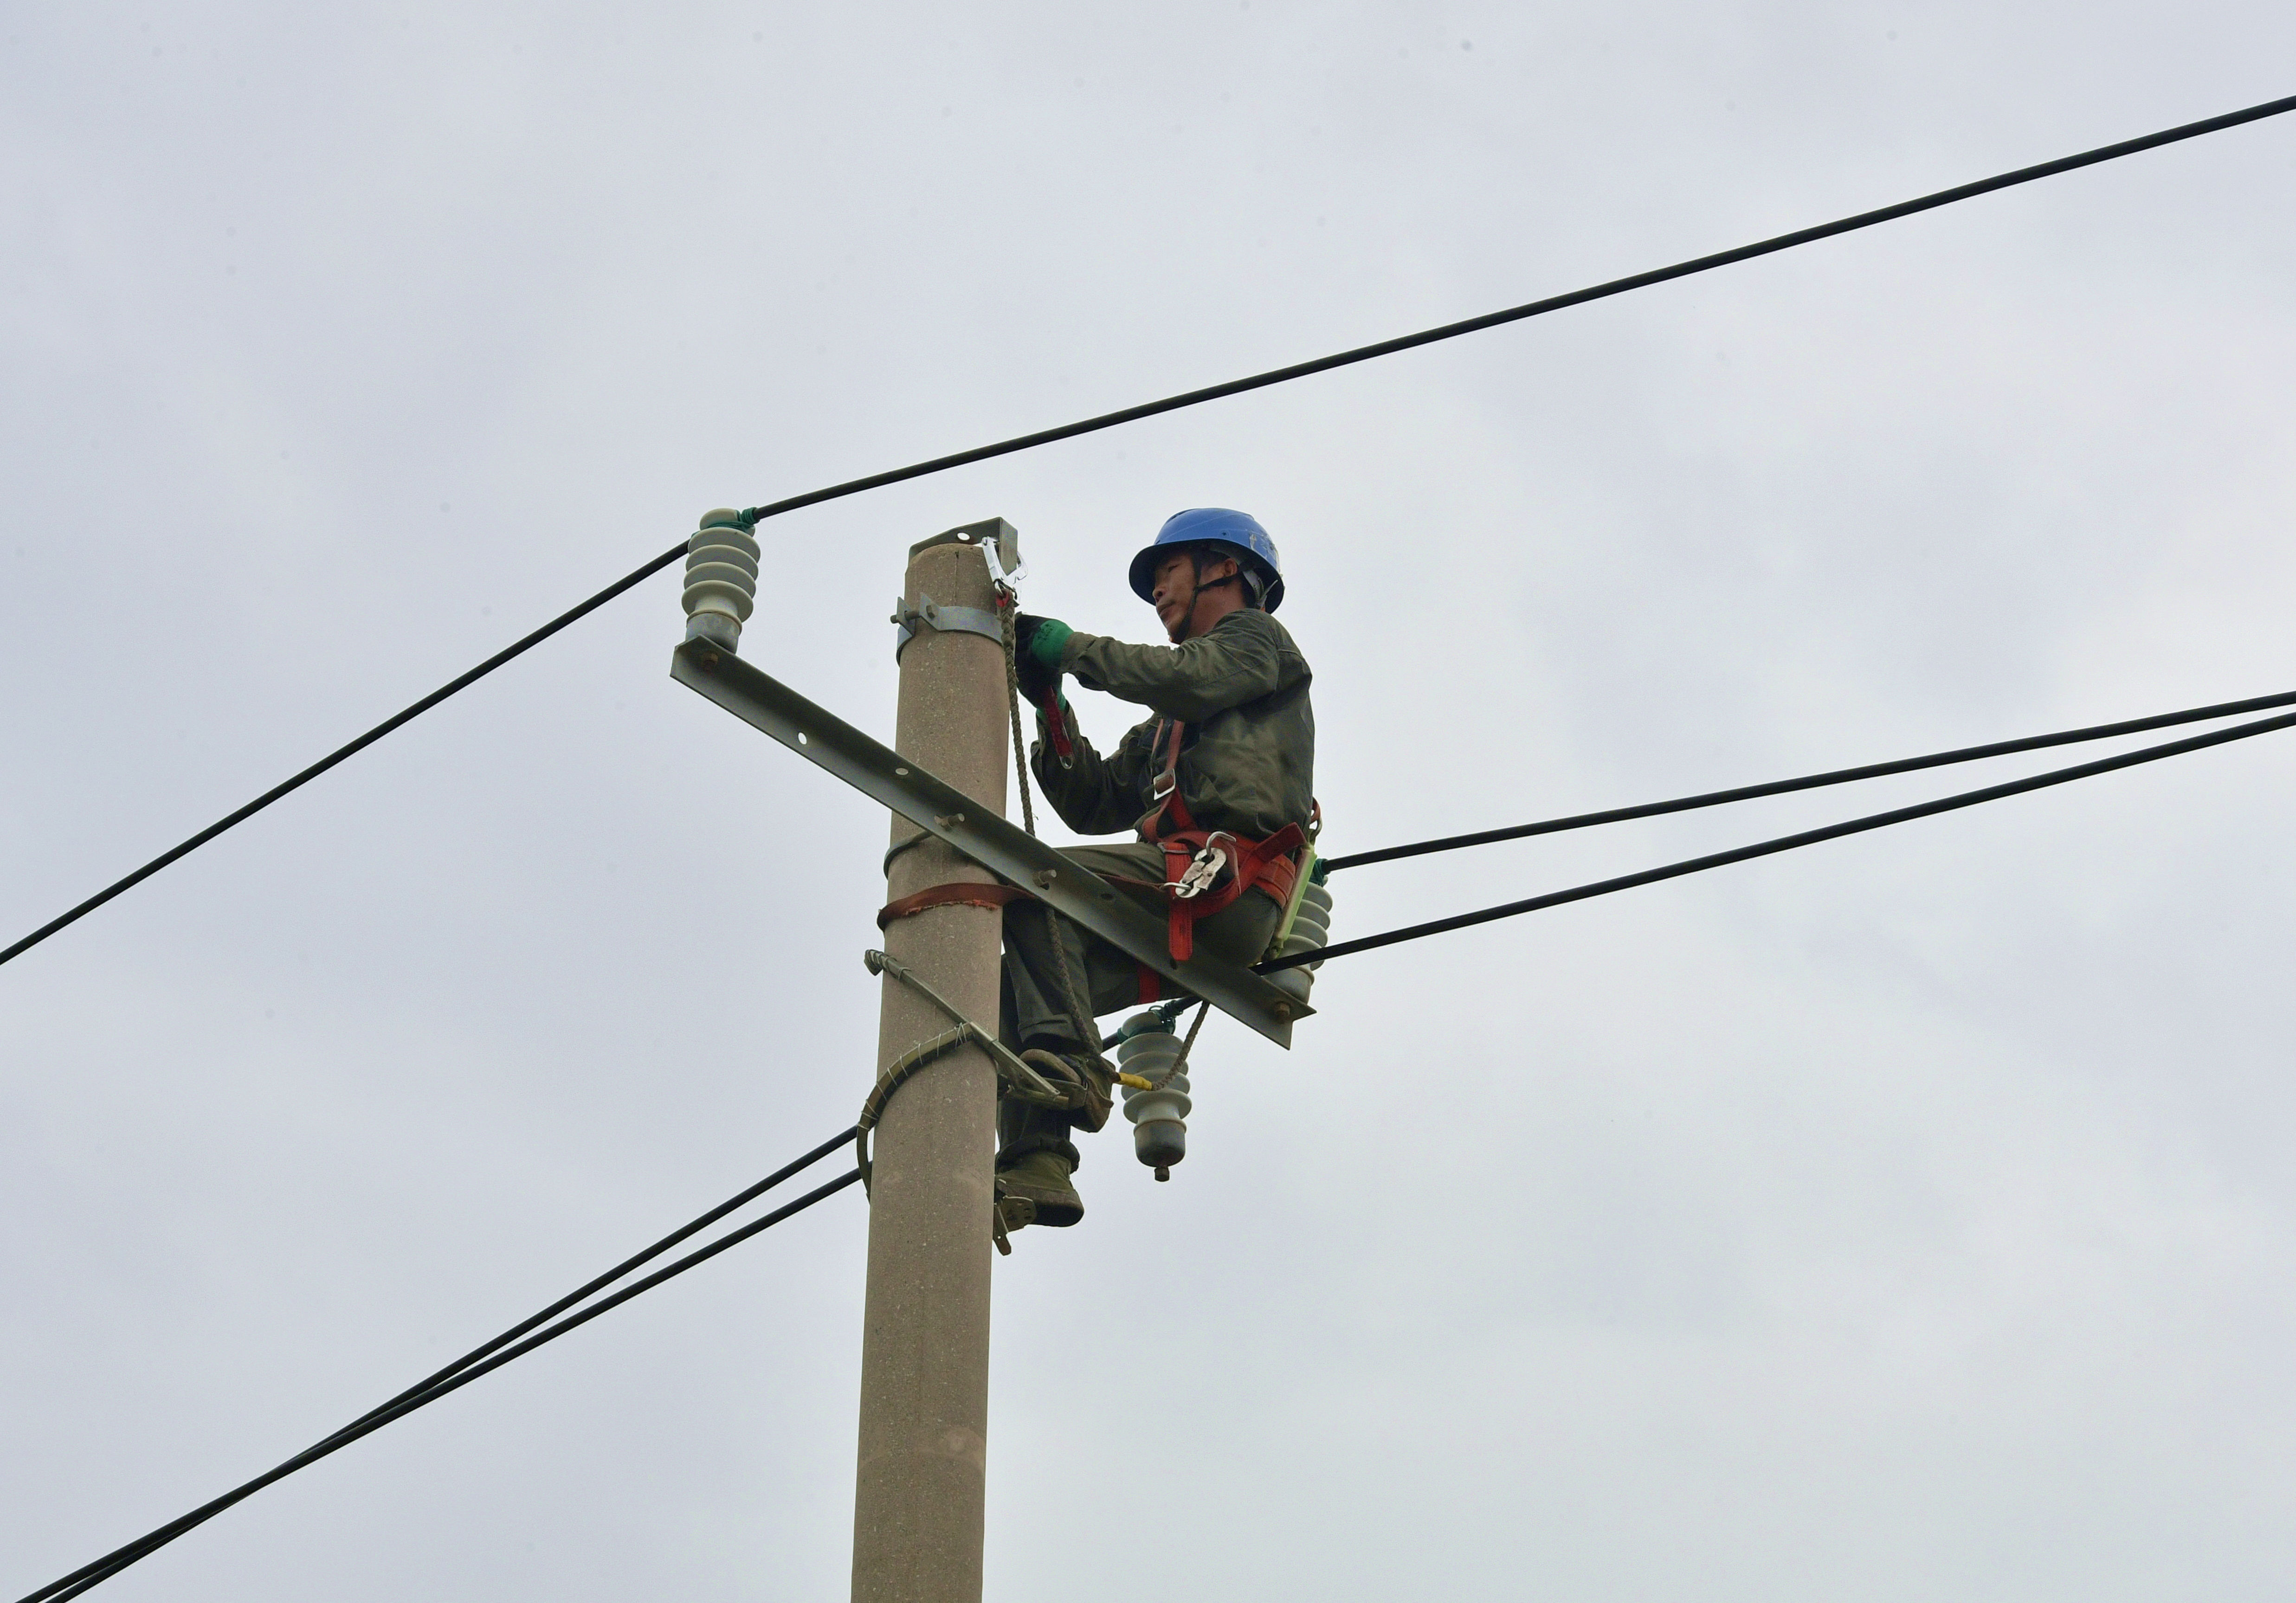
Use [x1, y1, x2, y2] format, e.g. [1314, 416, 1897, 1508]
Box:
[994, 585, 1111, 1072]
[1167, 998, 1211, 1083]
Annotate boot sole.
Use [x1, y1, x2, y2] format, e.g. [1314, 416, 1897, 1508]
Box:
[995, 1177, 1084, 1228]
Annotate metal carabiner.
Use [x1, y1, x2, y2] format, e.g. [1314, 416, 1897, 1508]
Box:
[1166, 834, 1235, 901]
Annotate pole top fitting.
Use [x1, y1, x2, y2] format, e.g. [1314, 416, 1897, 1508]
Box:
[909, 518, 1023, 589]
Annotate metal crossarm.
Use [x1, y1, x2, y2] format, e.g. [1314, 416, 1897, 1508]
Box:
[671, 637, 1307, 1046]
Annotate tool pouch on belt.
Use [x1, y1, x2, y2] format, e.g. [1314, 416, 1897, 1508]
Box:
[1131, 717, 1306, 964]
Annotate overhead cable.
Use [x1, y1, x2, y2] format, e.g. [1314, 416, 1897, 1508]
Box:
[729, 92, 2296, 532]
[0, 561, 673, 972]
[17, 1133, 860, 1603]
[1321, 687, 2296, 872]
[6, 90, 2292, 974]
[1261, 705, 2296, 972]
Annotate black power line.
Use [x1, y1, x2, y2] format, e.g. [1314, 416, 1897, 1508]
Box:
[17, 1133, 860, 1603]
[6, 92, 2293, 973]
[0, 557, 679, 972]
[1321, 687, 2296, 873]
[41, 711, 2295, 1597]
[1262, 706, 2296, 972]
[731, 92, 2296, 533]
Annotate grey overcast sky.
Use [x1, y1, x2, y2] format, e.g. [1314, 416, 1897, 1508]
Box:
[7, 2, 2296, 1599]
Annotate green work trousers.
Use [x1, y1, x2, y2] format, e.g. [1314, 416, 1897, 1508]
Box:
[997, 841, 1282, 1171]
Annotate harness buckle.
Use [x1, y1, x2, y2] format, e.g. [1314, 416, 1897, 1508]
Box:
[1148, 717, 1186, 805]
[1166, 833, 1236, 901]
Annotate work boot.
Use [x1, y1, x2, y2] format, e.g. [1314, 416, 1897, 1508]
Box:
[995, 1148, 1084, 1229]
[1020, 1047, 1113, 1132]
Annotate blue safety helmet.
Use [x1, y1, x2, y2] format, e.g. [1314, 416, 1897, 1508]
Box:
[1128, 508, 1286, 614]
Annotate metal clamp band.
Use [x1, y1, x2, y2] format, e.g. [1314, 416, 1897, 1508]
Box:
[891, 592, 1005, 662]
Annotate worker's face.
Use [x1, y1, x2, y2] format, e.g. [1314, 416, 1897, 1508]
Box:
[1151, 550, 1240, 641]
[1151, 552, 1200, 639]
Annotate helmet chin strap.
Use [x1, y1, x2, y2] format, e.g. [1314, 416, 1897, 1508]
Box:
[1166, 559, 1254, 641]
[1167, 589, 1200, 642]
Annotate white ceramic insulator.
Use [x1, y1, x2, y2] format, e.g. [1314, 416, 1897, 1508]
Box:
[683, 508, 761, 650]
[1268, 877, 1333, 1005]
[1117, 1017, 1192, 1171]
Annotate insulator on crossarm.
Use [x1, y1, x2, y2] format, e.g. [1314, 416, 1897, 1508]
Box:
[1267, 873, 1332, 1007]
[683, 508, 761, 652]
[1117, 1013, 1192, 1181]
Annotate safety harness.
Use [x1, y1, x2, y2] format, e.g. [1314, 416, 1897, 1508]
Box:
[1126, 715, 1306, 973]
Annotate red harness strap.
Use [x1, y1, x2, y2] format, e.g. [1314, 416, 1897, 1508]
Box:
[1038, 689, 1076, 761]
[1149, 815, 1305, 962]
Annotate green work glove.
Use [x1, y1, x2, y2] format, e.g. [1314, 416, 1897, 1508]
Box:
[1014, 613, 1072, 670]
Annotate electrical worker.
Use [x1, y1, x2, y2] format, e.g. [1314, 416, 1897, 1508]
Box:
[997, 508, 1314, 1232]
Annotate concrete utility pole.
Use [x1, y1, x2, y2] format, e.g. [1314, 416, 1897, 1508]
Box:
[851, 528, 1010, 1603]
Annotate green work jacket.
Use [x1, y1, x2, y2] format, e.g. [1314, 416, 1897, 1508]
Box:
[1032, 608, 1315, 842]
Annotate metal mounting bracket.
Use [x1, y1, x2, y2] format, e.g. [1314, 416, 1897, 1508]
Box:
[910, 517, 1024, 590]
[891, 592, 1003, 662]
[670, 636, 1307, 1047]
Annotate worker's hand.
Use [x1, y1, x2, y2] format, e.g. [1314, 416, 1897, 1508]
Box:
[1013, 613, 1073, 670]
[1015, 645, 1060, 706]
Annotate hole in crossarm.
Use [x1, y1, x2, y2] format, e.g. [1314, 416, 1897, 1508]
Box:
[797, 732, 809, 745]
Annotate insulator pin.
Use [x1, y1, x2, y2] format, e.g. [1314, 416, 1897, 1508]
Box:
[683, 508, 761, 652]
